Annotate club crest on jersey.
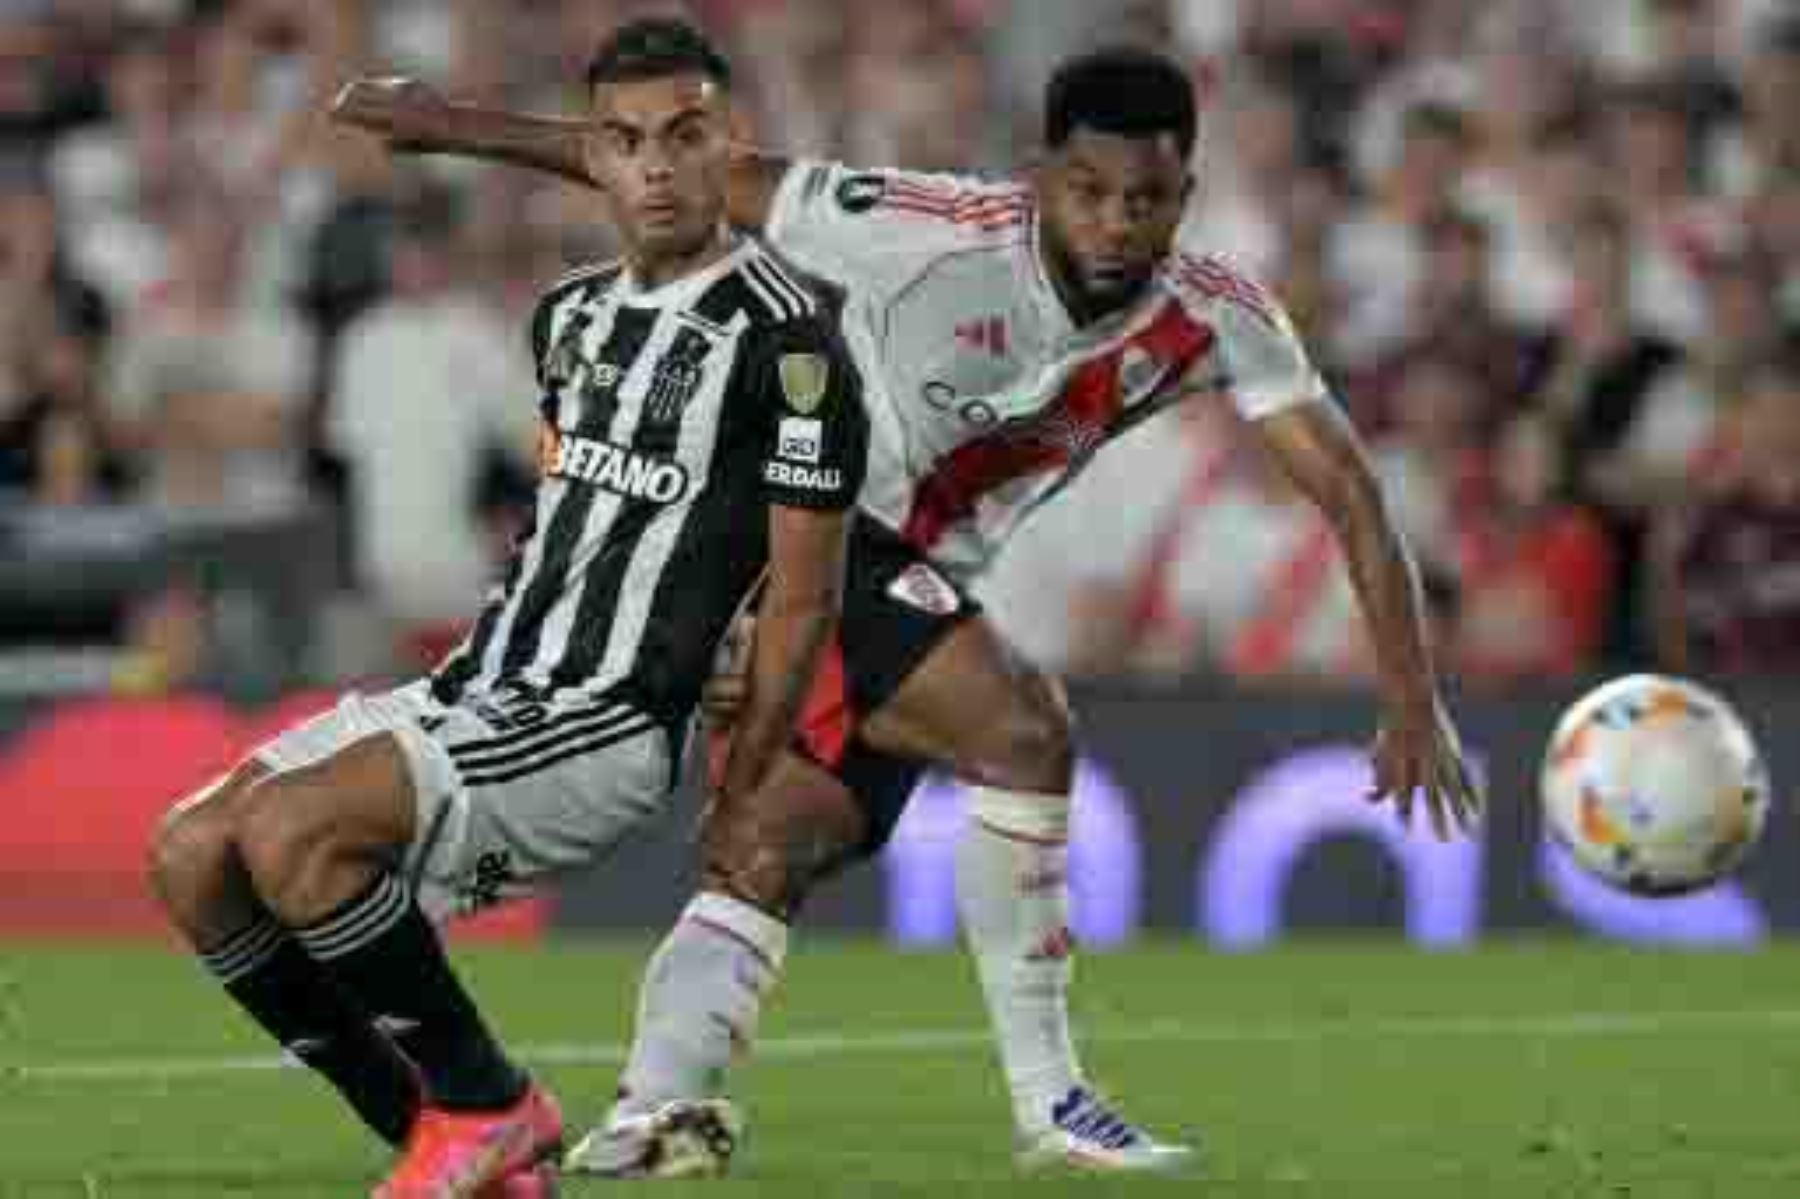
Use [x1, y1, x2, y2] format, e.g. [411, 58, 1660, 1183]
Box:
[887, 562, 961, 616]
[546, 430, 690, 504]
[645, 327, 713, 423]
[779, 353, 830, 414]
[1118, 346, 1167, 402]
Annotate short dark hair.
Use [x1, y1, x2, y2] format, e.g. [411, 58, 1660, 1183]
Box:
[1045, 47, 1198, 158]
[584, 16, 732, 92]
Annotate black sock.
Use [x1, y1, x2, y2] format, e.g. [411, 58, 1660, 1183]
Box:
[201, 917, 421, 1145]
[293, 872, 527, 1111]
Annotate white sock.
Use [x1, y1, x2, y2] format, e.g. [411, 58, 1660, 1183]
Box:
[611, 892, 788, 1122]
[956, 785, 1083, 1134]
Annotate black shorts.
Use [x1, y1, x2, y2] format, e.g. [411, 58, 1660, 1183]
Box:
[710, 513, 978, 853]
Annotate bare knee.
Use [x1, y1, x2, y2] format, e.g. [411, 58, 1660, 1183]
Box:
[700, 781, 866, 921]
[980, 679, 1075, 794]
[236, 775, 356, 924]
[236, 735, 417, 923]
[149, 762, 266, 939]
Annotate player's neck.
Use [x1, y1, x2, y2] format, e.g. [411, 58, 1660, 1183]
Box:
[628, 225, 735, 292]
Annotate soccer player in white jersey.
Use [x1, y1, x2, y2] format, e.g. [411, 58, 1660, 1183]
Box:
[149, 22, 873, 1197]
[336, 27, 1482, 1177]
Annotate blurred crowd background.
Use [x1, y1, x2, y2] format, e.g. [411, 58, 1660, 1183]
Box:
[2, 0, 1798, 700]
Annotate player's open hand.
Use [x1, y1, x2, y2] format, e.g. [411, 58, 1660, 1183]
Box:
[1367, 697, 1483, 841]
[329, 76, 450, 150]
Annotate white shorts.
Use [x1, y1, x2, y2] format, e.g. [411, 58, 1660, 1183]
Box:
[253, 681, 674, 921]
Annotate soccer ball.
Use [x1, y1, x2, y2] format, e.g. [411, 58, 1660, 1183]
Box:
[1541, 675, 1770, 896]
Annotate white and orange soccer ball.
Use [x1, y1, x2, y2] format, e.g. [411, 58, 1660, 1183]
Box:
[1541, 675, 1771, 896]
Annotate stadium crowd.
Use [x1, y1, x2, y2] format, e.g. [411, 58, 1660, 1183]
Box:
[1, 0, 1798, 692]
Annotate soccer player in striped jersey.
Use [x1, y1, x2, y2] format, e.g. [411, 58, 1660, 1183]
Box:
[149, 23, 868, 1197]
[336, 26, 1483, 1177]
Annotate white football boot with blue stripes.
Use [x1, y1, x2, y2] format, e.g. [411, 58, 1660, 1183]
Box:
[1015, 1086, 1197, 1173]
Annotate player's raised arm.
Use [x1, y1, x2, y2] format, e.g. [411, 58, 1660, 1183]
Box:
[331, 77, 592, 185]
[718, 324, 868, 802]
[1253, 401, 1483, 840]
[329, 76, 789, 231]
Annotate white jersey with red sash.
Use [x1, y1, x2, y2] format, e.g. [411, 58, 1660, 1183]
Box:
[766, 160, 1331, 581]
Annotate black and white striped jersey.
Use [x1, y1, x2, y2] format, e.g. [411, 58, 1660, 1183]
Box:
[429, 239, 867, 722]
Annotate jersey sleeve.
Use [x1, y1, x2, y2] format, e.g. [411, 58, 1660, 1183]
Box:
[753, 317, 868, 511]
[766, 159, 1024, 284]
[1170, 255, 1330, 420]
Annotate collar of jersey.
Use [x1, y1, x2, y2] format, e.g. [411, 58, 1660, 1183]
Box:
[617, 232, 752, 308]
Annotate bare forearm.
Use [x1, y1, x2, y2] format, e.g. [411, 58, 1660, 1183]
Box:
[1336, 492, 1439, 709]
[330, 81, 591, 185]
[330, 79, 789, 227]
[720, 603, 836, 800]
[413, 103, 588, 183]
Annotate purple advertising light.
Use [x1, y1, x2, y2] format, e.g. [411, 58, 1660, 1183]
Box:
[1538, 839, 1766, 946]
[881, 759, 1142, 947]
[1198, 746, 1485, 949]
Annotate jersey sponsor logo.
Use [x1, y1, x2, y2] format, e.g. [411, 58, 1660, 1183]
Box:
[778, 416, 824, 464]
[764, 460, 844, 492]
[547, 431, 691, 504]
[779, 353, 830, 414]
[835, 173, 888, 214]
[922, 380, 1000, 428]
[886, 562, 961, 616]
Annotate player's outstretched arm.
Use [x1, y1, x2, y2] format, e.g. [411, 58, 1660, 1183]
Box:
[718, 507, 850, 802]
[328, 77, 787, 230]
[1254, 401, 1484, 840]
[331, 77, 592, 185]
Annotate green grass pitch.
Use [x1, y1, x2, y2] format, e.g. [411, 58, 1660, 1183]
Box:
[4, 941, 1800, 1197]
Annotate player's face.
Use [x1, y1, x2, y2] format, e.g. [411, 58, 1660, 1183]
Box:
[586, 73, 731, 265]
[1037, 129, 1191, 318]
